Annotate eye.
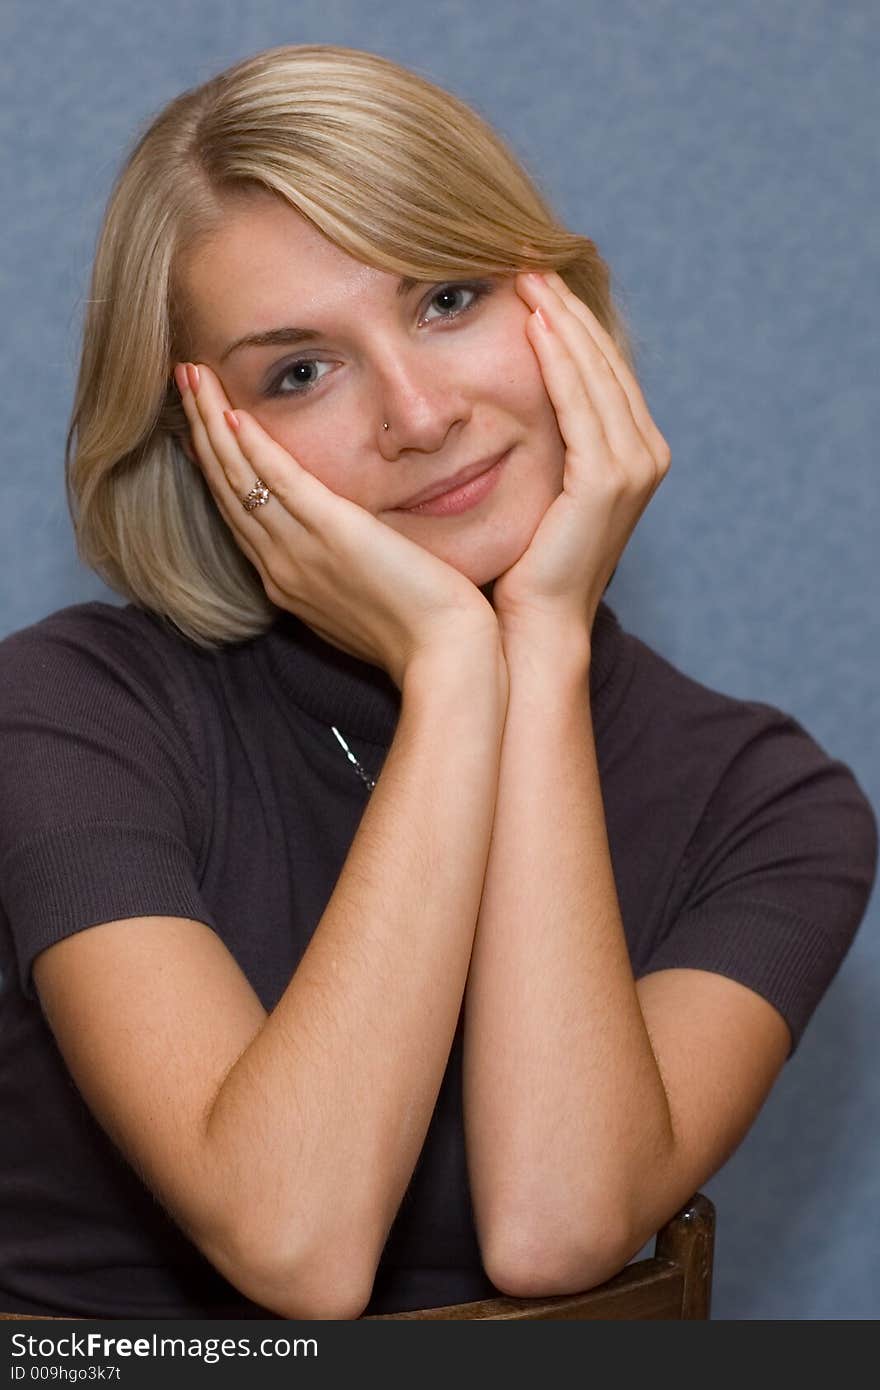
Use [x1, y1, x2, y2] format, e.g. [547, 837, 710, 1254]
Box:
[263, 279, 494, 400]
[420, 281, 491, 324]
[264, 357, 334, 399]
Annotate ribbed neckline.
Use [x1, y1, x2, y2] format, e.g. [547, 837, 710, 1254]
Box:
[263, 600, 626, 747]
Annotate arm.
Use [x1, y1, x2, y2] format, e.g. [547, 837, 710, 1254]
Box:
[462, 270, 790, 1297]
[463, 624, 788, 1296]
[34, 638, 508, 1320]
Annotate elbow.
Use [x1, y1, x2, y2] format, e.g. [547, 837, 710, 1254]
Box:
[203, 1218, 377, 1320]
[241, 1259, 374, 1321]
[482, 1217, 634, 1301]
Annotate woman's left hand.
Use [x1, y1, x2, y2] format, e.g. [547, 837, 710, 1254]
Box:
[490, 270, 672, 647]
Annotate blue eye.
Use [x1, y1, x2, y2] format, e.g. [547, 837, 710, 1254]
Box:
[265, 358, 333, 398]
[421, 282, 488, 323]
[264, 279, 494, 400]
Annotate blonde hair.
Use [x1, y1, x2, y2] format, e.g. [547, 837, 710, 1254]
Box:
[66, 43, 638, 646]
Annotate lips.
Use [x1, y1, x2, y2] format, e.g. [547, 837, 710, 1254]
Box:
[394, 450, 510, 510]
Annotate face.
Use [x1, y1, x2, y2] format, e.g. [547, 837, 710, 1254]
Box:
[177, 194, 566, 590]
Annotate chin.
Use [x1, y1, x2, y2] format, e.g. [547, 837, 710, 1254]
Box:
[436, 520, 539, 590]
[418, 539, 514, 593]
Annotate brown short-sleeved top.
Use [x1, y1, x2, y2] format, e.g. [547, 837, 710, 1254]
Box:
[0, 600, 875, 1317]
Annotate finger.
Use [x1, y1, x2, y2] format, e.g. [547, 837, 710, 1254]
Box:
[188, 364, 329, 539]
[524, 306, 612, 483]
[175, 367, 272, 573]
[523, 280, 654, 480]
[173, 364, 264, 536]
[545, 270, 671, 470]
[544, 281, 648, 470]
[184, 364, 277, 522]
[190, 442, 266, 578]
[518, 272, 671, 469]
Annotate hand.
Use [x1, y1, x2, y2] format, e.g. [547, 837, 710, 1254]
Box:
[174, 362, 499, 689]
[490, 271, 672, 645]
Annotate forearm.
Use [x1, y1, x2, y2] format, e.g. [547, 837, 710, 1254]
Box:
[204, 640, 509, 1312]
[463, 629, 673, 1292]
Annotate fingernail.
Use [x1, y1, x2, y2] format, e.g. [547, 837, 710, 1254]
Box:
[223, 409, 240, 432]
[525, 272, 545, 284]
[185, 363, 200, 394]
[534, 305, 549, 328]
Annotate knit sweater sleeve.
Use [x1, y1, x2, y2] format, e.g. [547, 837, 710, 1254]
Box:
[638, 702, 878, 1056]
[0, 603, 217, 1001]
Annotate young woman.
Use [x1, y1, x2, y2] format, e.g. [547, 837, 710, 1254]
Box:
[0, 43, 875, 1320]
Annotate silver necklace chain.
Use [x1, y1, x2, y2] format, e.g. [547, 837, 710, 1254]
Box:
[330, 726, 377, 792]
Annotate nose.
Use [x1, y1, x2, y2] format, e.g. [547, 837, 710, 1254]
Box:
[372, 343, 469, 457]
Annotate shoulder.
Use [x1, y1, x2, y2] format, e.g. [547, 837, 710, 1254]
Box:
[618, 618, 801, 745]
[0, 600, 218, 739]
[0, 600, 196, 687]
[0, 601, 224, 832]
[0, 603, 226, 1001]
[612, 618, 877, 1052]
[616, 618, 874, 827]
[613, 608, 877, 928]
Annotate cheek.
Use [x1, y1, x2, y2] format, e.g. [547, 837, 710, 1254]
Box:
[252, 413, 359, 497]
[494, 329, 556, 429]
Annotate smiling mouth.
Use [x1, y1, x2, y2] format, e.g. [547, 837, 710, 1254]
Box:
[393, 449, 512, 517]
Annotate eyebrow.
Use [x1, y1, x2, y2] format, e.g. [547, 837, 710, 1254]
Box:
[219, 275, 426, 362]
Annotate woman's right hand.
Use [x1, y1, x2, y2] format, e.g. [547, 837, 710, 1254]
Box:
[175, 362, 500, 688]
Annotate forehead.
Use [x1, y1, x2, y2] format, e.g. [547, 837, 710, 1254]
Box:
[179, 196, 392, 355]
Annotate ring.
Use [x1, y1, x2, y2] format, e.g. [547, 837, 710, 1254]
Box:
[242, 479, 271, 512]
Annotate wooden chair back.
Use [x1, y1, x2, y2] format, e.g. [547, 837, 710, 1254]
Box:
[0, 1194, 714, 1321]
[364, 1193, 715, 1320]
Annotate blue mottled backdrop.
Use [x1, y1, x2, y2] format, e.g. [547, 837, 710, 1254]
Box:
[1, 0, 877, 1318]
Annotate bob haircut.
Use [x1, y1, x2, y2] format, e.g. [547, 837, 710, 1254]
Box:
[66, 43, 638, 647]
